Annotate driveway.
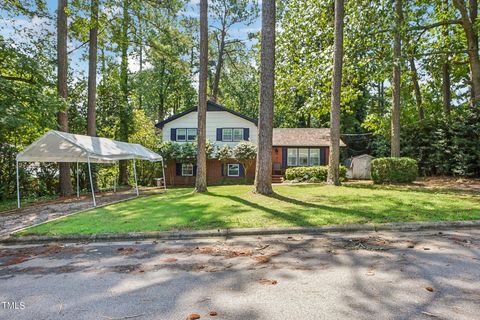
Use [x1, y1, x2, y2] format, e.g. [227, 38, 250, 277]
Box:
[1, 229, 479, 319]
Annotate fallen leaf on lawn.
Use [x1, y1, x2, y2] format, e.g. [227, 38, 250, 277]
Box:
[187, 313, 201, 320]
[209, 311, 218, 316]
[425, 286, 434, 292]
[254, 256, 271, 264]
[259, 279, 278, 285]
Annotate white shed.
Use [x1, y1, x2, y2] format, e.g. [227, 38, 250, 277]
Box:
[347, 154, 374, 180]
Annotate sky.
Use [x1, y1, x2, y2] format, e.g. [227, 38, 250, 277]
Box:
[0, 0, 262, 79]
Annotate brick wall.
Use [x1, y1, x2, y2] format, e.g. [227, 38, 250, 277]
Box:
[165, 159, 256, 186]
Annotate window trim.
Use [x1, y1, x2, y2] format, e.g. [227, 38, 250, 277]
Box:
[308, 148, 320, 166]
[298, 148, 309, 166]
[175, 128, 197, 142]
[233, 128, 244, 141]
[227, 163, 240, 177]
[222, 128, 233, 142]
[287, 148, 323, 167]
[222, 128, 244, 142]
[186, 128, 197, 142]
[181, 163, 194, 176]
[176, 128, 187, 142]
[287, 148, 298, 166]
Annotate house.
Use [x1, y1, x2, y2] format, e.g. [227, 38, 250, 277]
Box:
[155, 101, 346, 185]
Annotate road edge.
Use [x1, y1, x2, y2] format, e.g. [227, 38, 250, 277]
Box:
[3, 220, 480, 244]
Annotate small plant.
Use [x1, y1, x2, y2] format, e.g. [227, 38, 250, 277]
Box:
[370, 157, 418, 184]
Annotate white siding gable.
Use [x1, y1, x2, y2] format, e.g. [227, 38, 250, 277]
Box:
[161, 111, 258, 148]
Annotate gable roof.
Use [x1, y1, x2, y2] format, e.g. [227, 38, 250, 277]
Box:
[155, 100, 258, 129]
[272, 128, 347, 147]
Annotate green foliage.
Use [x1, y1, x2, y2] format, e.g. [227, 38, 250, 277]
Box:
[233, 141, 257, 180]
[401, 111, 480, 177]
[285, 166, 347, 182]
[159, 140, 215, 165]
[216, 144, 233, 162]
[371, 157, 418, 184]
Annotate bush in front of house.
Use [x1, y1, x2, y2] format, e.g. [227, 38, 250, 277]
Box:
[370, 157, 418, 184]
[285, 166, 347, 182]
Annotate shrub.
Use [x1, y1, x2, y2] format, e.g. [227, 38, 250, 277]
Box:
[370, 157, 418, 184]
[285, 166, 347, 182]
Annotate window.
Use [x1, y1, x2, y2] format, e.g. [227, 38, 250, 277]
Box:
[309, 148, 320, 166]
[298, 148, 309, 166]
[287, 148, 298, 166]
[176, 129, 186, 142]
[233, 128, 244, 141]
[222, 128, 233, 141]
[181, 163, 193, 176]
[227, 164, 240, 177]
[187, 128, 197, 142]
[287, 148, 321, 166]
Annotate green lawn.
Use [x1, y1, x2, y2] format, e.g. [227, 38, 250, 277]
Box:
[18, 184, 480, 236]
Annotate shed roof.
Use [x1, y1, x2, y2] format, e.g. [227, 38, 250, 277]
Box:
[272, 128, 346, 147]
[16, 130, 162, 163]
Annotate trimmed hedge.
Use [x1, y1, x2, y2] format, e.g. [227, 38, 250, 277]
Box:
[370, 157, 418, 184]
[285, 166, 347, 182]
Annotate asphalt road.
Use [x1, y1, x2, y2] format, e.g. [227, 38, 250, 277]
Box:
[1, 229, 480, 320]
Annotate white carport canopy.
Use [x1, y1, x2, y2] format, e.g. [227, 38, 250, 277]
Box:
[16, 130, 166, 208]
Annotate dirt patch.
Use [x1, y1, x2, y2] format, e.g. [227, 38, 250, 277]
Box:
[164, 245, 253, 258]
[330, 236, 416, 251]
[0, 243, 83, 267]
[117, 247, 139, 256]
[417, 176, 480, 192]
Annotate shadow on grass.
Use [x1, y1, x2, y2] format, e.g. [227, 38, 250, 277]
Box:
[342, 182, 480, 197]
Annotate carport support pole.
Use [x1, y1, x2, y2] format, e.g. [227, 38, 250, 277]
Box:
[16, 159, 20, 209]
[133, 157, 139, 196]
[161, 158, 167, 190]
[76, 162, 79, 198]
[87, 156, 96, 207]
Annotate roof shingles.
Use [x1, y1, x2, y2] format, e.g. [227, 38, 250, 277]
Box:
[272, 128, 346, 147]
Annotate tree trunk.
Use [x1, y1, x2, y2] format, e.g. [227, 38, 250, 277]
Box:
[195, 0, 208, 193]
[87, 0, 98, 137]
[57, 0, 73, 196]
[442, 59, 451, 115]
[138, 13, 143, 109]
[391, 0, 403, 157]
[254, 0, 275, 195]
[327, 0, 344, 186]
[453, 0, 480, 107]
[212, 28, 226, 102]
[86, 0, 98, 191]
[442, 0, 451, 116]
[408, 56, 424, 122]
[118, 0, 129, 186]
